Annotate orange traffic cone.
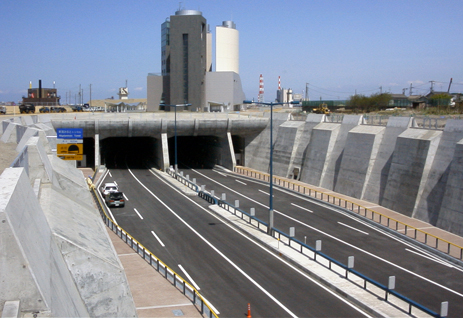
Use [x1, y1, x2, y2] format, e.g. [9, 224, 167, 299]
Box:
[247, 303, 251, 318]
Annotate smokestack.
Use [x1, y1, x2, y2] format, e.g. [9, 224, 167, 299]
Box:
[39, 80, 42, 98]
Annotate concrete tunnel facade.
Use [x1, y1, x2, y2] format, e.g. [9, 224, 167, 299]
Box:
[51, 116, 268, 171]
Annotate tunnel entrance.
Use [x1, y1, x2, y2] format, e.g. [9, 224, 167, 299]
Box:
[168, 136, 221, 169]
[100, 137, 159, 169]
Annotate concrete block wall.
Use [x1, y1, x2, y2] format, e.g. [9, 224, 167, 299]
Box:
[245, 115, 463, 236]
[290, 114, 325, 180]
[245, 113, 290, 173]
[381, 129, 442, 216]
[362, 117, 412, 204]
[299, 123, 340, 186]
[334, 125, 385, 199]
[272, 121, 305, 178]
[437, 139, 463, 234]
[319, 115, 363, 190]
[0, 116, 137, 317]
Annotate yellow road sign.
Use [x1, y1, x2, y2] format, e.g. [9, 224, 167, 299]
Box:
[57, 143, 83, 155]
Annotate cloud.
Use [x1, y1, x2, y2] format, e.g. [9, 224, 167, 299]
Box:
[134, 87, 143, 91]
[408, 80, 424, 85]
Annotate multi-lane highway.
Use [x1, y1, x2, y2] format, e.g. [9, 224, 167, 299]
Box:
[100, 164, 463, 317]
[101, 167, 372, 317]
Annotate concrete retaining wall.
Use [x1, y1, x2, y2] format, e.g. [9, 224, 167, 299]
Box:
[245, 115, 463, 236]
[0, 119, 136, 317]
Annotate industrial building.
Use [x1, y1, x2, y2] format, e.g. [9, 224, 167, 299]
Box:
[147, 9, 245, 112]
[21, 80, 60, 106]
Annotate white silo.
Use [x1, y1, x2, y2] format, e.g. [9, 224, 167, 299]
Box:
[216, 21, 239, 74]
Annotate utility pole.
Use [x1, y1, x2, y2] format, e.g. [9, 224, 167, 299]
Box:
[429, 81, 435, 93]
[379, 86, 383, 94]
[402, 88, 408, 95]
[89, 84, 92, 107]
[409, 83, 413, 96]
[305, 83, 309, 101]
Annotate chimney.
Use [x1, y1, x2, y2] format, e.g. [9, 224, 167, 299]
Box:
[39, 80, 42, 98]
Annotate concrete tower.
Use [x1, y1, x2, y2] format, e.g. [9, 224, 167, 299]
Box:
[162, 9, 207, 110]
[216, 21, 239, 74]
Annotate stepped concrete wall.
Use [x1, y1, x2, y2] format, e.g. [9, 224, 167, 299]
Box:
[299, 123, 340, 186]
[245, 115, 463, 236]
[437, 139, 463, 234]
[245, 113, 290, 173]
[362, 117, 412, 203]
[381, 129, 442, 216]
[0, 118, 136, 317]
[334, 125, 385, 199]
[413, 120, 463, 224]
[290, 114, 325, 180]
[272, 121, 305, 178]
[320, 115, 363, 190]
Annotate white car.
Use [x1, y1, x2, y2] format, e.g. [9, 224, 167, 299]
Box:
[100, 182, 118, 197]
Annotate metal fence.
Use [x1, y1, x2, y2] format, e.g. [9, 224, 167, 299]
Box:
[214, 170, 446, 317]
[234, 166, 463, 262]
[88, 182, 218, 318]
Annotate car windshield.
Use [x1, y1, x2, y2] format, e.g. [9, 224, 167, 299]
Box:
[106, 186, 117, 191]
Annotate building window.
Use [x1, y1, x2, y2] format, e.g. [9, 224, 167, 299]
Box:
[182, 33, 188, 102]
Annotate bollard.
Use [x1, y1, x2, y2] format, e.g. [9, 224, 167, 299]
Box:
[201, 185, 205, 191]
[235, 200, 239, 208]
[346, 256, 354, 278]
[186, 174, 189, 180]
[222, 193, 226, 201]
[250, 208, 255, 216]
[386, 276, 395, 301]
[289, 227, 295, 237]
[247, 303, 251, 318]
[440, 301, 449, 318]
[315, 240, 322, 261]
[211, 190, 214, 197]
[193, 178, 196, 184]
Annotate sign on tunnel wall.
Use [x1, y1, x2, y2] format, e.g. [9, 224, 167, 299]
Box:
[57, 128, 83, 160]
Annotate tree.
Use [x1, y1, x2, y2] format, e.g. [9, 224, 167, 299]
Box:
[347, 93, 392, 112]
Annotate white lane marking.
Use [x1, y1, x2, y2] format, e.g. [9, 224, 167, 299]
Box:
[130, 169, 298, 318]
[149, 169, 370, 317]
[291, 203, 313, 213]
[337, 222, 369, 235]
[108, 171, 112, 178]
[405, 248, 463, 271]
[178, 264, 201, 291]
[235, 179, 247, 185]
[106, 205, 118, 225]
[190, 168, 463, 298]
[114, 180, 118, 186]
[214, 170, 227, 177]
[151, 231, 165, 247]
[123, 193, 129, 201]
[258, 189, 273, 196]
[134, 208, 143, 220]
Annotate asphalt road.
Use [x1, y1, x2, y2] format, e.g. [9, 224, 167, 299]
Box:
[178, 167, 463, 317]
[101, 167, 371, 318]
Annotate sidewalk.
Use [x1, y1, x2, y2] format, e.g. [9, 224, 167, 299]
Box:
[107, 229, 202, 318]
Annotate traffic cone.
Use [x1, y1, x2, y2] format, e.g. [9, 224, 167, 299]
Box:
[247, 303, 251, 318]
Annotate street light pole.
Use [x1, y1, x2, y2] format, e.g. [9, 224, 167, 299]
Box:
[268, 102, 274, 234]
[174, 104, 178, 174]
[160, 103, 191, 174]
[243, 99, 299, 235]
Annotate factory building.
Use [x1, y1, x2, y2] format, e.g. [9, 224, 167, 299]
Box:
[147, 9, 245, 112]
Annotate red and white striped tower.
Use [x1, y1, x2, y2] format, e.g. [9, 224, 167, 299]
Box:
[278, 76, 281, 90]
[258, 74, 264, 103]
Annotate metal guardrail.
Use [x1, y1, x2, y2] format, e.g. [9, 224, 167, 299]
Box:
[88, 182, 218, 318]
[214, 172, 444, 317]
[167, 168, 199, 192]
[234, 166, 463, 262]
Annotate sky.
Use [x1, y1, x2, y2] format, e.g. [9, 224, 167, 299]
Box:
[1, 0, 462, 104]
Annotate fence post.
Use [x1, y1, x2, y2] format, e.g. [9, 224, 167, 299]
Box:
[347, 256, 354, 278]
